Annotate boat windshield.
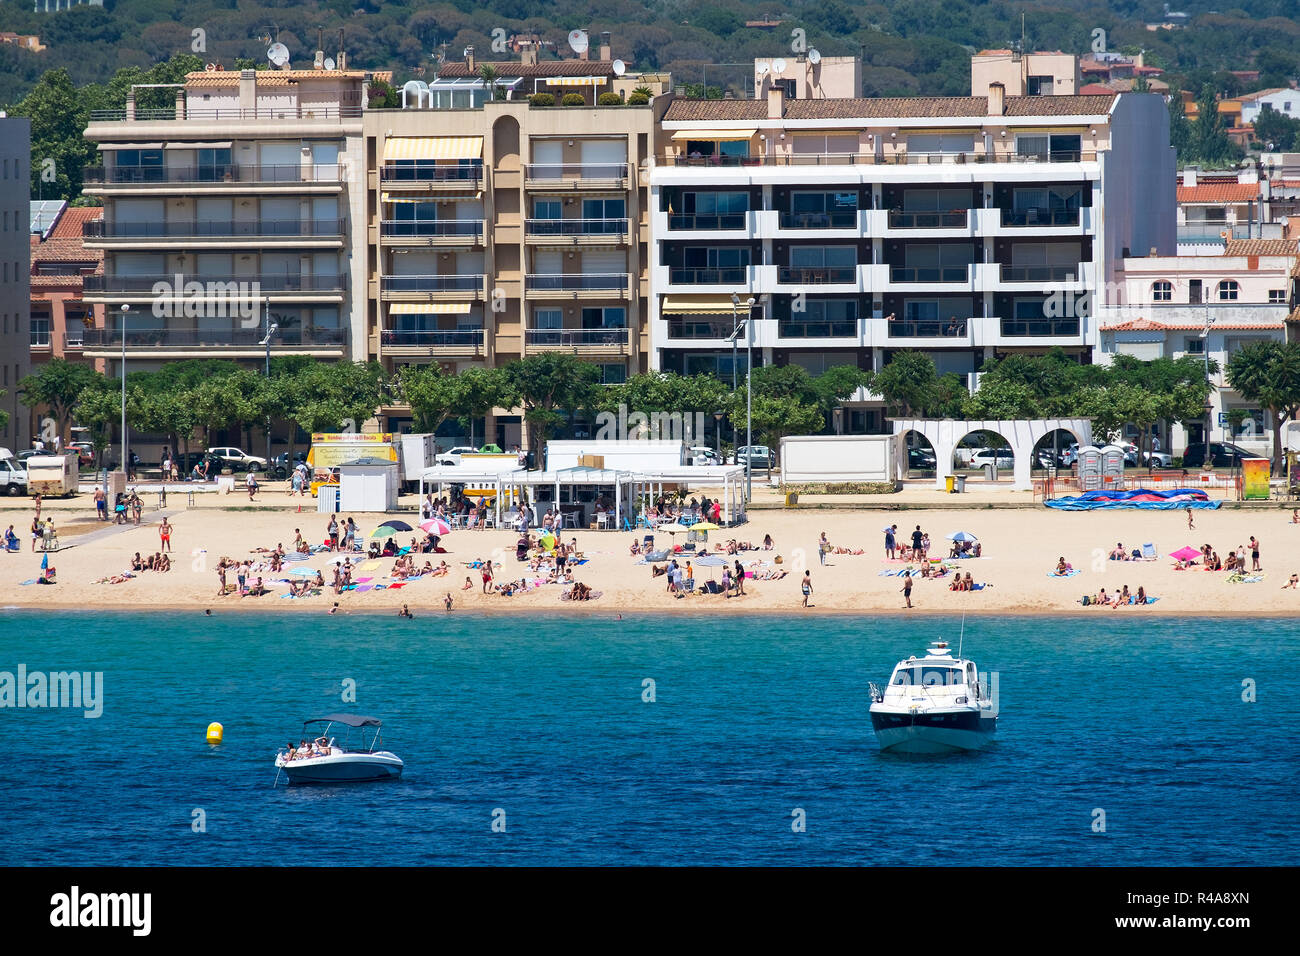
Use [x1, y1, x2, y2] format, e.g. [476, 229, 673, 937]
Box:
[892, 666, 963, 686]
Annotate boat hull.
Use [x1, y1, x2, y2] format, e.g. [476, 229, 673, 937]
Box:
[275, 752, 404, 784]
[870, 709, 996, 754]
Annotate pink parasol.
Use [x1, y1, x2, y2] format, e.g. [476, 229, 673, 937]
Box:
[1169, 546, 1201, 562]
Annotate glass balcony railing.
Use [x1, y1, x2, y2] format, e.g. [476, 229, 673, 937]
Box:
[669, 268, 748, 284]
[84, 273, 347, 293]
[80, 328, 347, 348]
[1000, 265, 1078, 282]
[776, 321, 857, 337]
[999, 318, 1081, 337]
[380, 329, 483, 347]
[1001, 208, 1082, 227]
[888, 318, 968, 337]
[778, 210, 858, 229]
[778, 266, 857, 284]
[889, 266, 971, 283]
[665, 318, 735, 339]
[83, 164, 343, 184]
[526, 329, 629, 346]
[524, 218, 629, 236]
[380, 163, 482, 183]
[525, 163, 627, 181]
[888, 210, 969, 229]
[526, 274, 628, 292]
[84, 219, 346, 239]
[667, 213, 748, 230]
[380, 275, 482, 293]
[380, 220, 484, 239]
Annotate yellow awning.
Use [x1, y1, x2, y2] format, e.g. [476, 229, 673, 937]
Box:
[545, 77, 605, 87]
[671, 128, 757, 142]
[389, 303, 472, 315]
[662, 296, 737, 315]
[380, 193, 436, 203]
[382, 136, 484, 161]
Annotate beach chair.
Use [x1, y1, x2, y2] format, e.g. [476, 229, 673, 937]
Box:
[642, 534, 654, 551]
[1141, 543, 1156, 560]
[622, 515, 634, 532]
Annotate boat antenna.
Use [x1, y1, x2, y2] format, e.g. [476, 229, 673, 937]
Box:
[958, 611, 966, 659]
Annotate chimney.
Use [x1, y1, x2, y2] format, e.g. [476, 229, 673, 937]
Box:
[337, 28, 346, 71]
[987, 81, 1005, 116]
[599, 32, 611, 61]
[1183, 166, 1197, 188]
[239, 69, 257, 109]
[767, 82, 784, 119]
[465, 45, 475, 73]
[520, 42, 537, 67]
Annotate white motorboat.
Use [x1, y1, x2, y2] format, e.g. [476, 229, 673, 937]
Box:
[869, 641, 997, 753]
[274, 714, 404, 784]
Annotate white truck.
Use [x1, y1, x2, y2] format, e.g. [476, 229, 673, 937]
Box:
[0, 452, 27, 496]
[26, 453, 80, 496]
[544, 439, 686, 472]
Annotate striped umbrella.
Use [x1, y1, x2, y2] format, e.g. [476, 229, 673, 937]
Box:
[421, 517, 452, 536]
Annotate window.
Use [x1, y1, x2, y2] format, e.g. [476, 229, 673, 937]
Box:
[1152, 281, 1173, 302]
[581, 307, 626, 329]
[598, 363, 627, 385]
[197, 148, 232, 182]
[533, 200, 561, 219]
[1185, 338, 1205, 354]
[1217, 280, 1239, 301]
[1269, 289, 1286, 303]
[1027, 75, 1054, 96]
[1189, 280, 1203, 304]
[30, 316, 51, 347]
[683, 191, 749, 216]
[581, 198, 625, 220]
[533, 308, 561, 330]
[1015, 134, 1081, 161]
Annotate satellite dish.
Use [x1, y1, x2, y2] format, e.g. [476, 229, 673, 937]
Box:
[323, 57, 336, 71]
[808, 48, 821, 65]
[204, 62, 217, 73]
[756, 61, 770, 76]
[772, 57, 787, 73]
[267, 43, 289, 67]
[568, 29, 589, 54]
[612, 59, 625, 76]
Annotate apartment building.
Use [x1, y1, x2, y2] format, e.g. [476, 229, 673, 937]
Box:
[29, 201, 105, 372]
[648, 64, 1173, 432]
[1, 115, 32, 449]
[81, 65, 385, 375]
[1095, 238, 1299, 456]
[1176, 167, 1275, 250]
[363, 64, 654, 446]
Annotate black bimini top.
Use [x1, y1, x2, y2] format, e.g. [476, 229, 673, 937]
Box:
[307, 714, 382, 728]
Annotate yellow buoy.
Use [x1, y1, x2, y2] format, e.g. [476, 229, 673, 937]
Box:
[206, 722, 224, 745]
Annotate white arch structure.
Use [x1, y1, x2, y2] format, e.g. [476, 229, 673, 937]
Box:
[893, 419, 1094, 491]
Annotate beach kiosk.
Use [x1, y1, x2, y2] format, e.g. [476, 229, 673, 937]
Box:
[337, 457, 400, 513]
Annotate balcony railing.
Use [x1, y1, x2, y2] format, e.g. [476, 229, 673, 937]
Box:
[778, 210, 858, 229]
[665, 318, 735, 339]
[1000, 265, 1078, 282]
[524, 218, 629, 236]
[525, 163, 627, 180]
[380, 275, 482, 293]
[888, 210, 969, 229]
[526, 273, 628, 292]
[669, 267, 748, 285]
[999, 318, 1081, 337]
[83, 164, 343, 185]
[890, 266, 971, 283]
[657, 150, 1097, 167]
[84, 273, 347, 293]
[667, 213, 747, 230]
[380, 163, 482, 183]
[380, 329, 483, 347]
[778, 266, 857, 284]
[84, 218, 346, 239]
[79, 328, 347, 348]
[777, 321, 857, 337]
[89, 106, 363, 122]
[526, 328, 629, 347]
[888, 318, 968, 337]
[1001, 208, 1082, 227]
[380, 220, 484, 239]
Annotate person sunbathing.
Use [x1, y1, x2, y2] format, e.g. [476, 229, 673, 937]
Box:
[461, 576, 474, 591]
[1284, 574, 1299, 589]
[1109, 543, 1127, 561]
[1095, 587, 1112, 606]
[1114, 584, 1131, 607]
[832, 546, 865, 554]
[1054, 557, 1069, 575]
[1135, 587, 1148, 605]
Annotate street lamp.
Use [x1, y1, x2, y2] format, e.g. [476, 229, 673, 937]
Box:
[260, 297, 279, 474]
[729, 292, 756, 501]
[119, 304, 129, 478]
[713, 411, 724, 455]
[1200, 309, 1217, 444]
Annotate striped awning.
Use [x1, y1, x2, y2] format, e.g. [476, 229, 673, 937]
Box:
[97, 142, 163, 150]
[389, 303, 472, 315]
[662, 296, 737, 315]
[380, 193, 437, 203]
[545, 77, 606, 87]
[382, 136, 483, 161]
[163, 141, 232, 150]
[670, 129, 757, 142]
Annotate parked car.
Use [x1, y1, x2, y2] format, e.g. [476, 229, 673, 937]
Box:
[1181, 442, 1268, 471]
[1116, 442, 1173, 468]
[435, 445, 481, 467]
[907, 447, 937, 470]
[733, 445, 773, 470]
[205, 446, 267, 473]
[67, 441, 96, 467]
[270, 451, 308, 480]
[687, 446, 723, 466]
[969, 448, 1016, 469]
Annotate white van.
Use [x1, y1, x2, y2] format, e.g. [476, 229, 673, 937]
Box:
[0, 456, 28, 496]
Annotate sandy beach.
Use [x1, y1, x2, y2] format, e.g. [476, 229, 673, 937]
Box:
[3, 483, 1299, 616]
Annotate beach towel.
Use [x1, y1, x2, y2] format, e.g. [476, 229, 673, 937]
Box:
[18, 579, 37, 586]
[355, 577, 373, 584]
[1227, 573, 1265, 584]
[360, 560, 381, 572]
[388, 583, 406, 590]
[1048, 569, 1081, 578]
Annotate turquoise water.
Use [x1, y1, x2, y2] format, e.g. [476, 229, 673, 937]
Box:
[0, 610, 1292, 866]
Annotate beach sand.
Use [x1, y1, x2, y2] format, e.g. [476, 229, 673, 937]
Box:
[3, 491, 1298, 615]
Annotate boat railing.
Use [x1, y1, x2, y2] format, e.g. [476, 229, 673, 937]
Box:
[869, 681, 884, 703]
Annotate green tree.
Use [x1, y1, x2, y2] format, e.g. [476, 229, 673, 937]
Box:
[1192, 84, 1242, 166]
[962, 377, 1041, 419]
[401, 364, 461, 434]
[1168, 93, 1192, 160]
[7, 68, 96, 202]
[498, 355, 601, 454]
[1252, 105, 1300, 151]
[18, 359, 106, 443]
[871, 351, 950, 418]
[1225, 341, 1300, 468]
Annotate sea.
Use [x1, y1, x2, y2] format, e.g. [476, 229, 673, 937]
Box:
[0, 610, 1293, 866]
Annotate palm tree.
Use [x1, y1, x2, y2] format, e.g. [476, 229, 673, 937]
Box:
[479, 64, 501, 102]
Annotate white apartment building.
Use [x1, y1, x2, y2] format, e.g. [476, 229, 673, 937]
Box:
[649, 73, 1173, 431]
[1095, 238, 1299, 456]
[1, 116, 32, 448]
[81, 66, 385, 374]
[1240, 87, 1300, 126]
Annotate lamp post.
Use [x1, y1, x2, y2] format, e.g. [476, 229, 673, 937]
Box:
[119, 304, 129, 478]
[260, 297, 279, 476]
[713, 411, 723, 455]
[1201, 308, 1216, 445]
[729, 292, 756, 501]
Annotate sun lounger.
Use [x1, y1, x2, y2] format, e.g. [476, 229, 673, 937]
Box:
[1141, 543, 1157, 560]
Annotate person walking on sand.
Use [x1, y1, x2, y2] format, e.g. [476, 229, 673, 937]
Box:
[885, 524, 897, 559]
[94, 486, 108, 522]
[801, 570, 813, 608]
[902, 571, 913, 609]
[818, 531, 830, 565]
[1250, 535, 1261, 571]
[911, 525, 923, 561]
[1187, 507, 1195, 530]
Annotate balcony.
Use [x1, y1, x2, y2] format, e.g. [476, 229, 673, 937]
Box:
[380, 220, 485, 245]
[379, 163, 483, 191]
[526, 274, 630, 299]
[83, 273, 347, 298]
[524, 163, 628, 189]
[524, 218, 630, 245]
[777, 320, 857, 338]
[888, 318, 968, 338]
[998, 317, 1081, 338]
[888, 210, 970, 229]
[379, 275, 484, 299]
[777, 266, 858, 285]
[667, 213, 748, 231]
[83, 218, 346, 244]
[83, 164, 344, 189]
[999, 265, 1078, 283]
[79, 327, 348, 353]
[656, 149, 1098, 167]
[525, 328, 629, 352]
[1000, 208, 1082, 227]
[379, 328, 485, 356]
[777, 210, 858, 229]
[889, 266, 972, 283]
[665, 317, 735, 339]
[89, 106, 363, 123]
[668, 268, 748, 285]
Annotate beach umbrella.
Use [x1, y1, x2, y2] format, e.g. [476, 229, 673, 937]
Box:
[368, 526, 398, 538]
[1170, 546, 1201, 562]
[380, 520, 414, 532]
[692, 522, 720, 532]
[657, 523, 688, 534]
[946, 531, 978, 542]
[694, 555, 727, 567]
[288, 566, 318, 577]
[539, 532, 556, 551]
[421, 517, 452, 536]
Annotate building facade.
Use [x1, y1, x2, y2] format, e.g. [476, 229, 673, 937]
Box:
[648, 77, 1173, 431]
[29, 202, 105, 376]
[1, 116, 33, 449]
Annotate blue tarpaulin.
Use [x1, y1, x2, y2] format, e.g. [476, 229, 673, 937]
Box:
[1045, 489, 1221, 511]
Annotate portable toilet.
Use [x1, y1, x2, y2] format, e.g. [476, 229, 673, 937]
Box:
[1099, 444, 1126, 490]
[1077, 445, 1103, 491]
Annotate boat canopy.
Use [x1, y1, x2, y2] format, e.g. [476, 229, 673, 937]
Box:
[308, 714, 383, 728]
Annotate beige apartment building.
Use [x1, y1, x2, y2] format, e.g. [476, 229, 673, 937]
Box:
[363, 72, 655, 445]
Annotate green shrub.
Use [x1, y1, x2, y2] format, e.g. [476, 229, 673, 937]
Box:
[627, 91, 650, 105]
[529, 93, 555, 107]
[597, 92, 623, 106]
[561, 93, 586, 106]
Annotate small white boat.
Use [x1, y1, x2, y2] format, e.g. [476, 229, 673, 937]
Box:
[274, 714, 404, 784]
[869, 641, 997, 754]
